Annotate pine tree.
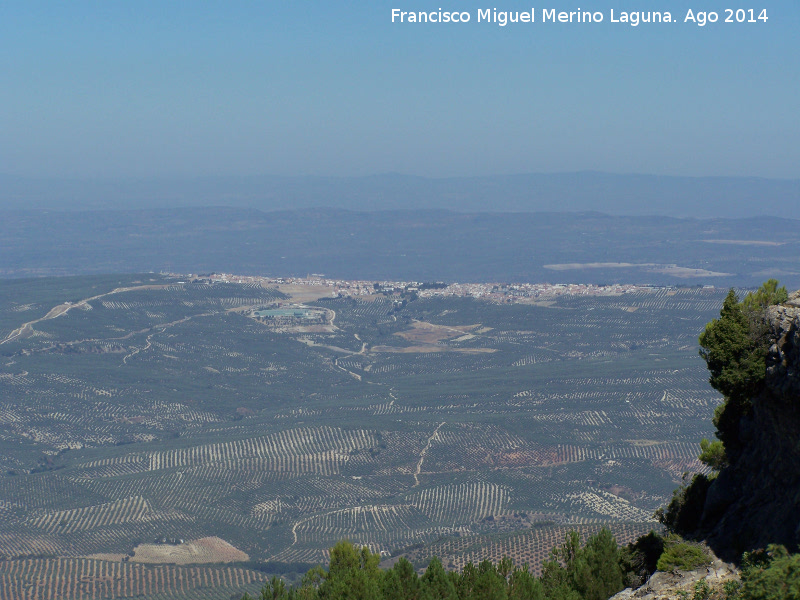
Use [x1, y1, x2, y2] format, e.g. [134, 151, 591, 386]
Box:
[420, 557, 458, 600]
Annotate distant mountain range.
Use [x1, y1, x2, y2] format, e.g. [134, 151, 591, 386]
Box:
[1, 172, 798, 219]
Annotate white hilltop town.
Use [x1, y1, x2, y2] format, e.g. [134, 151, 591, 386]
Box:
[170, 272, 717, 304]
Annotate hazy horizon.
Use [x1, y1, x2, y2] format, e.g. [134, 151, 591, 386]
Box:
[2, 1, 798, 182]
[1, 171, 798, 219]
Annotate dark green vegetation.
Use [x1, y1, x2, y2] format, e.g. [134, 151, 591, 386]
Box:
[243, 529, 636, 600]
[2, 209, 800, 288]
[240, 520, 800, 600]
[736, 546, 800, 600]
[242, 528, 710, 600]
[657, 281, 788, 537]
[654, 539, 710, 572]
[699, 281, 787, 456]
[0, 276, 732, 598]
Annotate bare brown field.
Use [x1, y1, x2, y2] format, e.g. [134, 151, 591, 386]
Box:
[293, 324, 337, 333]
[394, 320, 479, 344]
[131, 537, 249, 564]
[277, 284, 335, 303]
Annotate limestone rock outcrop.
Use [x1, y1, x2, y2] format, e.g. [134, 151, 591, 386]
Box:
[610, 556, 738, 600]
[697, 291, 800, 558]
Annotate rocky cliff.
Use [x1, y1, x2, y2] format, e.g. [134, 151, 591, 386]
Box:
[697, 291, 800, 559]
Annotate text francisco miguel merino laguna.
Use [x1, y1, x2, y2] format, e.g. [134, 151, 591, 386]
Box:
[391, 8, 769, 26]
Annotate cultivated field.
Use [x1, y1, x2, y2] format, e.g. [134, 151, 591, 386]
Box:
[0, 557, 268, 600]
[0, 275, 727, 598]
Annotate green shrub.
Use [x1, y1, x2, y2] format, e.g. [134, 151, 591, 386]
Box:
[698, 438, 727, 471]
[740, 545, 800, 600]
[724, 580, 743, 600]
[693, 579, 712, 600]
[656, 542, 711, 572]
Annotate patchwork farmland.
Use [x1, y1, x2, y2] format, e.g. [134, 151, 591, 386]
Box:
[0, 274, 727, 598]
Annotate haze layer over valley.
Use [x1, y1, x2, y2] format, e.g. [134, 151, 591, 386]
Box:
[2, 209, 798, 289]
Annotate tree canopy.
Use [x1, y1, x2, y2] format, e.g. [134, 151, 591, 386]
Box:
[243, 530, 629, 600]
[698, 280, 787, 454]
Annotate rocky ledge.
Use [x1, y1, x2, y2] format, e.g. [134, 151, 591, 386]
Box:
[611, 555, 738, 600]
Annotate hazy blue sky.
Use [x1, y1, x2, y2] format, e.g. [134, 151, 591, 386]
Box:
[1, 1, 797, 179]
